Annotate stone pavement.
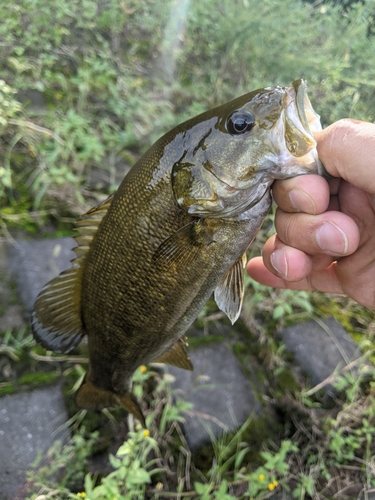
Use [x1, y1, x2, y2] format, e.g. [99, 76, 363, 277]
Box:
[169, 343, 264, 450]
[0, 237, 370, 497]
[0, 385, 69, 499]
[6, 237, 76, 314]
[279, 317, 369, 398]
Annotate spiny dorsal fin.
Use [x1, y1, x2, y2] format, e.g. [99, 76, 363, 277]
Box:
[153, 337, 193, 370]
[73, 194, 114, 259]
[214, 253, 246, 325]
[31, 195, 114, 354]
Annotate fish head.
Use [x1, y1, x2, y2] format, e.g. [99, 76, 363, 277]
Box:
[171, 79, 326, 218]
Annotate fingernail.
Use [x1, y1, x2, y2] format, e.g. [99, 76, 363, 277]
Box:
[289, 189, 316, 214]
[315, 222, 348, 254]
[270, 249, 288, 279]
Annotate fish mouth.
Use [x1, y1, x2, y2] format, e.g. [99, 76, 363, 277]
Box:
[278, 79, 327, 178]
[292, 79, 322, 136]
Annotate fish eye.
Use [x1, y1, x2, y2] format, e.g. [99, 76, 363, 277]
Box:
[227, 111, 255, 135]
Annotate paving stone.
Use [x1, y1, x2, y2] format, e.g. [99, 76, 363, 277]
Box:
[279, 317, 368, 397]
[0, 242, 26, 333]
[168, 343, 264, 451]
[0, 384, 69, 499]
[6, 238, 76, 315]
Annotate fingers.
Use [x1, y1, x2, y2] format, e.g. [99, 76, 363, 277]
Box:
[272, 174, 331, 215]
[315, 119, 375, 195]
[273, 209, 360, 258]
[246, 208, 360, 285]
[246, 257, 345, 295]
[254, 234, 328, 282]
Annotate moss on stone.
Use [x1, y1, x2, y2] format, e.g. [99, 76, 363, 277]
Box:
[0, 384, 15, 396]
[18, 371, 58, 388]
[275, 368, 299, 395]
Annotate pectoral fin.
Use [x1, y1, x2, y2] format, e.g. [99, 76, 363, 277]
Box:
[153, 219, 215, 269]
[153, 337, 193, 370]
[76, 376, 145, 427]
[214, 253, 247, 324]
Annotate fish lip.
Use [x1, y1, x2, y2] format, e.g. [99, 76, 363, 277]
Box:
[284, 79, 328, 178]
[292, 79, 322, 136]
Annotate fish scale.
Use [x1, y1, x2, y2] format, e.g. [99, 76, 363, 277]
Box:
[32, 80, 325, 426]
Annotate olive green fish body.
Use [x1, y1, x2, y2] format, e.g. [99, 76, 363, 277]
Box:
[82, 123, 272, 394]
[32, 80, 325, 424]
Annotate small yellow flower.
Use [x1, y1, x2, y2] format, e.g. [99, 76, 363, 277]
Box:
[268, 483, 276, 491]
[140, 365, 147, 373]
[143, 429, 150, 437]
[258, 474, 265, 481]
[156, 482, 163, 490]
[77, 494, 86, 498]
[273, 480, 279, 487]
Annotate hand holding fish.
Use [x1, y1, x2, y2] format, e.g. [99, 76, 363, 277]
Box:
[247, 119, 375, 309]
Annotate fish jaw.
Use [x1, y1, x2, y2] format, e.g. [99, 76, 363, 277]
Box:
[263, 79, 326, 181]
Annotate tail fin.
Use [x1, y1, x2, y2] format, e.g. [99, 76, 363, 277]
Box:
[31, 195, 114, 354]
[75, 376, 145, 426]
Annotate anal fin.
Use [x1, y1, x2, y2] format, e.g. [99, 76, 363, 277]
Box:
[153, 337, 193, 370]
[75, 376, 145, 427]
[214, 253, 246, 324]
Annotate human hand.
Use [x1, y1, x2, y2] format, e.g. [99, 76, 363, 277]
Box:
[247, 119, 375, 309]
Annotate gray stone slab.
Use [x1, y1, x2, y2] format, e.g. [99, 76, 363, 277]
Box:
[6, 238, 75, 315]
[279, 317, 368, 395]
[168, 343, 263, 450]
[0, 384, 69, 499]
[0, 242, 26, 333]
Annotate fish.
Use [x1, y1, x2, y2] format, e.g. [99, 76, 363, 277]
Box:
[31, 79, 325, 426]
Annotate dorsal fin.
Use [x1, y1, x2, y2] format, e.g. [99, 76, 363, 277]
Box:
[73, 195, 114, 258]
[31, 195, 114, 353]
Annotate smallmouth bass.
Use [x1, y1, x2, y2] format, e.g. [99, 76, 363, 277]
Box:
[32, 79, 325, 425]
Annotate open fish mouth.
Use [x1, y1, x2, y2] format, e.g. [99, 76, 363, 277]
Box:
[280, 78, 327, 178]
[292, 79, 322, 136]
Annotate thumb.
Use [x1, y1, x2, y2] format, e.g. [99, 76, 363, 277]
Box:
[315, 119, 375, 195]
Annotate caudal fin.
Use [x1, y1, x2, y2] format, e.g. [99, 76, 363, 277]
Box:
[31, 195, 115, 354]
[75, 376, 145, 426]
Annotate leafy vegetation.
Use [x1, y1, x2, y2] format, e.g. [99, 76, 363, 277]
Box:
[12, 355, 375, 499]
[1, 0, 375, 232]
[1, 0, 375, 498]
